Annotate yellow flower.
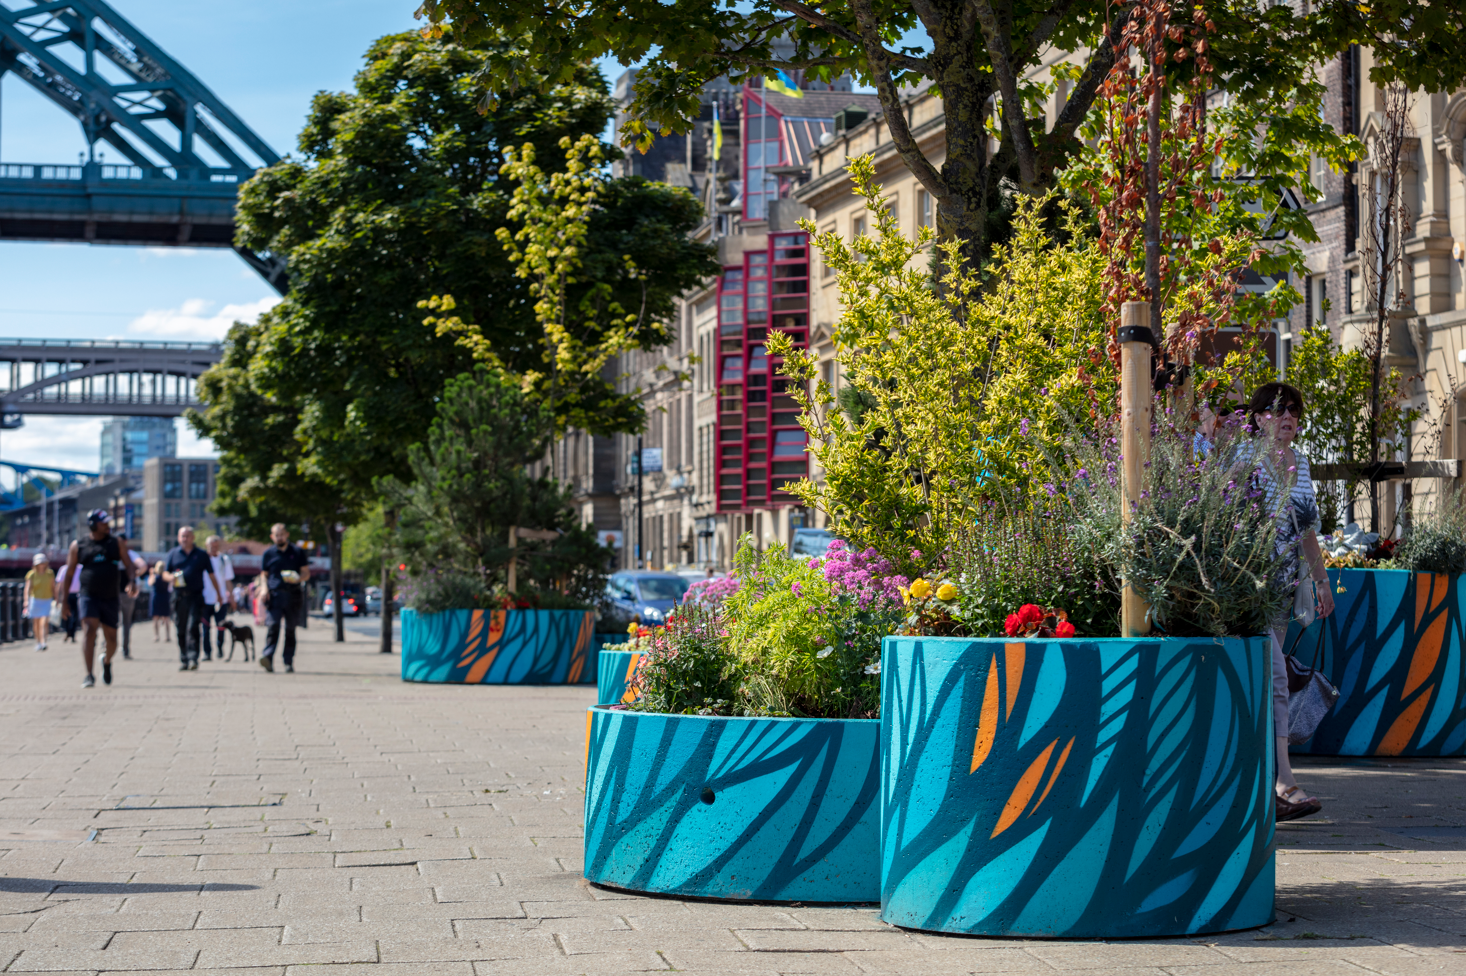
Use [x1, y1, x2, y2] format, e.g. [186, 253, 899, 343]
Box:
[627, 622, 640, 635]
[909, 578, 932, 600]
[936, 582, 958, 602]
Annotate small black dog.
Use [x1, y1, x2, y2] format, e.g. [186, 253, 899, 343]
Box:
[223, 622, 255, 662]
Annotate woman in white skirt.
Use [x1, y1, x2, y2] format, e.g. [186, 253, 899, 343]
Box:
[23, 552, 55, 651]
[1249, 381, 1334, 822]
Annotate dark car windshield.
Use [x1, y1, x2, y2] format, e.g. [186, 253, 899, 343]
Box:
[636, 576, 690, 602]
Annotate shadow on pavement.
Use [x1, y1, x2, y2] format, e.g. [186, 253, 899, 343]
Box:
[0, 879, 259, 894]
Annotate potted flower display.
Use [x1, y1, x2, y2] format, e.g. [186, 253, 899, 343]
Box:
[597, 574, 739, 705]
[379, 367, 612, 686]
[1290, 495, 1466, 757]
[583, 539, 904, 902]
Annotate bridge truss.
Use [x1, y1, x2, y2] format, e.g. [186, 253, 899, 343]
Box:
[0, 0, 287, 291]
[0, 338, 221, 429]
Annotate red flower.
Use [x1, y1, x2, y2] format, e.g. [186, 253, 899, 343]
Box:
[1004, 613, 1022, 637]
[1018, 604, 1044, 626]
[1055, 621, 1076, 639]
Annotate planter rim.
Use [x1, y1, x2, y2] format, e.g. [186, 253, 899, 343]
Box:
[884, 634, 1267, 644]
[590, 703, 878, 725]
[402, 606, 594, 616]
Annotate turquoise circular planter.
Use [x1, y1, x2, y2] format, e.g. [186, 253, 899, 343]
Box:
[400, 608, 597, 684]
[597, 649, 642, 705]
[1288, 569, 1466, 757]
[583, 705, 880, 902]
[880, 635, 1275, 938]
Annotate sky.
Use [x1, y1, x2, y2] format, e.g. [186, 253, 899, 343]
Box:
[0, 0, 644, 475]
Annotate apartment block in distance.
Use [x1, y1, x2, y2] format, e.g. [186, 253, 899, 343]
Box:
[140, 457, 236, 551]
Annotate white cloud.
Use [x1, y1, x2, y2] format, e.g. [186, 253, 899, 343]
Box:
[2, 417, 105, 474]
[128, 295, 280, 341]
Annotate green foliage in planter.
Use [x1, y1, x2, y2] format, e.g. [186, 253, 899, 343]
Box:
[946, 505, 1120, 639]
[626, 604, 743, 716]
[1399, 491, 1466, 576]
[771, 156, 1113, 579]
[721, 541, 899, 719]
[379, 366, 608, 610]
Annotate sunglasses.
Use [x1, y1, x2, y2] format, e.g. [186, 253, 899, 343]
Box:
[1263, 404, 1302, 418]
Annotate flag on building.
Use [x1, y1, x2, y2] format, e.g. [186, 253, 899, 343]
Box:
[765, 69, 803, 98]
[713, 101, 723, 158]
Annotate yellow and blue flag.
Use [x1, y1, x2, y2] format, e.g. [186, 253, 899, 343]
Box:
[765, 69, 803, 98]
[713, 101, 723, 158]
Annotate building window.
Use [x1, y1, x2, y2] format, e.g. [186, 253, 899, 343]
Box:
[918, 189, 933, 229]
[188, 463, 209, 499]
[163, 463, 183, 499]
[1345, 269, 1354, 314]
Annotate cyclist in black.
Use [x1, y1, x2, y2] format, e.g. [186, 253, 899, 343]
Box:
[59, 510, 136, 688]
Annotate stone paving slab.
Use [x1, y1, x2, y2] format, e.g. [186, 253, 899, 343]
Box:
[0, 618, 1464, 974]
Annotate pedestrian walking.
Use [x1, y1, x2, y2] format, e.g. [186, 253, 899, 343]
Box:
[163, 526, 224, 671]
[1248, 381, 1334, 823]
[22, 553, 54, 652]
[62, 561, 80, 643]
[259, 523, 310, 673]
[115, 536, 147, 660]
[58, 510, 136, 688]
[149, 562, 172, 642]
[199, 535, 238, 662]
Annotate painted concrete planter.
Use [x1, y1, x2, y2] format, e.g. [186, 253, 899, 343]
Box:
[881, 636, 1274, 938]
[597, 649, 642, 705]
[400, 608, 596, 684]
[583, 705, 881, 902]
[1288, 569, 1466, 756]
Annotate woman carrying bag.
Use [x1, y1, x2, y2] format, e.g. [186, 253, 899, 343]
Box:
[1248, 382, 1334, 822]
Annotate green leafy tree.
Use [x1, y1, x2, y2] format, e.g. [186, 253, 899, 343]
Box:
[419, 0, 1465, 267]
[232, 30, 714, 501]
[1286, 327, 1417, 533]
[424, 133, 714, 442]
[189, 321, 360, 544]
[378, 367, 609, 605]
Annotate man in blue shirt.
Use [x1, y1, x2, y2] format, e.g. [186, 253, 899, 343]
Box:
[164, 526, 224, 671]
[260, 522, 311, 673]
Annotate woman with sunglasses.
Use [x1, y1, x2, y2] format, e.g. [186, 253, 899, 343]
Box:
[1248, 381, 1334, 822]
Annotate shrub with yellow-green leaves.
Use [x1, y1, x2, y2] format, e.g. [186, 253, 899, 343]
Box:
[770, 155, 1114, 575]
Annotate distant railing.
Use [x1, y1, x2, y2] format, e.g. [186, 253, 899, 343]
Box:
[0, 163, 249, 183]
[0, 338, 221, 353]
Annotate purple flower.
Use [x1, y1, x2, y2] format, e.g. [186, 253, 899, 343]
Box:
[1043, 483, 1056, 497]
[791, 582, 803, 597]
[1020, 418, 1030, 436]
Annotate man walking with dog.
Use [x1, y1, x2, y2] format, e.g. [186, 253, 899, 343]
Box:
[58, 510, 136, 687]
[199, 535, 237, 662]
[163, 526, 225, 671]
[259, 523, 310, 673]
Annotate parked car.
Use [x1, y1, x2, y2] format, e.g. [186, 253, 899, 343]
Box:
[790, 527, 838, 557]
[364, 586, 382, 615]
[603, 571, 693, 629]
[322, 591, 363, 617]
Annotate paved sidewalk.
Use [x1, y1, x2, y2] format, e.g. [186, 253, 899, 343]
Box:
[0, 619, 1463, 975]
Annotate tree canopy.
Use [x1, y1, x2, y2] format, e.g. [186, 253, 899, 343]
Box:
[229, 30, 715, 504]
[419, 0, 1466, 267]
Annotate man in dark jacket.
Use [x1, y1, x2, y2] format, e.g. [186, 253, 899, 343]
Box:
[59, 510, 136, 688]
[164, 526, 224, 671]
[260, 523, 311, 673]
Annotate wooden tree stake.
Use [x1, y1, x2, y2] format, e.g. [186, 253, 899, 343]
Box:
[1120, 301, 1154, 637]
[507, 525, 518, 594]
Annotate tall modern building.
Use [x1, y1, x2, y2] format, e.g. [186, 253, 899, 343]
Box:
[99, 416, 177, 476]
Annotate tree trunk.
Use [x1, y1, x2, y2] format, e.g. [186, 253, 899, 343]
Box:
[330, 522, 344, 643]
[378, 508, 397, 654]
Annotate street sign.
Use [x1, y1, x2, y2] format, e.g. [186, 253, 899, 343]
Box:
[640, 448, 663, 473]
[597, 530, 624, 550]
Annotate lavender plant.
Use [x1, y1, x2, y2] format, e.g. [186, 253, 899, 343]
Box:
[1056, 414, 1291, 637]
